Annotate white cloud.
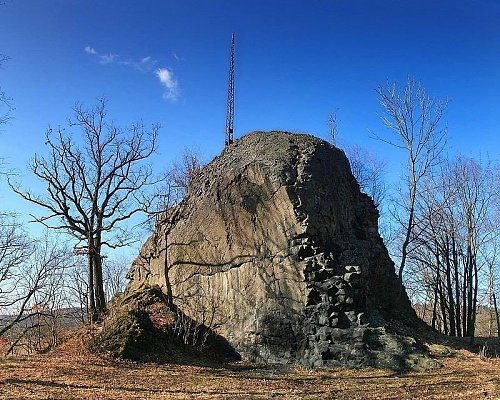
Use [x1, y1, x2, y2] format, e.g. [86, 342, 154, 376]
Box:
[85, 46, 158, 71]
[85, 46, 97, 55]
[155, 68, 179, 102]
[84, 46, 180, 102]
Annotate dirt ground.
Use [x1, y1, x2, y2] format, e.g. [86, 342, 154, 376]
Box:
[0, 335, 499, 400]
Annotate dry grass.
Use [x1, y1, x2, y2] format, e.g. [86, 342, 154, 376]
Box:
[0, 333, 499, 400]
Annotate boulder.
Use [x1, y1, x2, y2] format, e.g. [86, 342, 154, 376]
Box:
[88, 286, 239, 364]
[127, 131, 434, 370]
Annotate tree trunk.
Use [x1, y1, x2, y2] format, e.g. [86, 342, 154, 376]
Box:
[164, 230, 173, 307]
[431, 279, 438, 330]
[438, 279, 449, 334]
[435, 245, 449, 335]
[87, 251, 96, 322]
[87, 234, 106, 321]
[445, 236, 456, 336]
[398, 198, 415, 281]
[470, 253, 478, 340]
[466, 244, 474, 337]
[493, 292, 500, 337]
[431, 244, 440, 331]
[452, 236, 462, 337]
[93, 252, 106, 315]
[462, 251, 468, 337]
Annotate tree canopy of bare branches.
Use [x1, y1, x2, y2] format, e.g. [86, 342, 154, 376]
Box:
[375, 77, 448, 281]
[10, 99, 159, 320]
[1, 219, 73, 352]
[0, 216, 32, 336]
[407, 157, 500, 338]
[327, 112, 338, 146]
[164, 149, 202, 204]
[346, 145, 386, 209]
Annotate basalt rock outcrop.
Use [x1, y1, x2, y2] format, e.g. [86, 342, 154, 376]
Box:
[127, 131, 435, 370]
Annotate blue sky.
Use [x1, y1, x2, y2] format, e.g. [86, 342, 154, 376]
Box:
[1, 0, 499, 232]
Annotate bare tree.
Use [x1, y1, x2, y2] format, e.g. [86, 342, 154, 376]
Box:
[375, 76, 448, 281]
[64, 260, 89, 324]
[486, 245, 500, 337]
[12, 236, 73, 354]
[327, 112, 338, 146]
[0, 224, 71, 353]
[103, 256, 129, 301]
[164, 149, 202, 204]
[0, 215, 33, 337]
[407, 157, 499, 339]
[346, 145, 386, 208]
[10, 99, 159, 320]
[452, 157, 497, 338]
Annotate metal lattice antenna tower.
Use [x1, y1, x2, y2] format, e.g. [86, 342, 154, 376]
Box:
[225, 33, 235, 147]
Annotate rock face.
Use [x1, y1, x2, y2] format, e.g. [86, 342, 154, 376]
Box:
[127, 131, 430, 369]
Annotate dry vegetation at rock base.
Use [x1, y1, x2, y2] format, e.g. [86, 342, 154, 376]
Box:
[0, 333, 498, 400]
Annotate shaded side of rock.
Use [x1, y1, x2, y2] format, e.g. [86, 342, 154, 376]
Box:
[88, 286, 240, 364]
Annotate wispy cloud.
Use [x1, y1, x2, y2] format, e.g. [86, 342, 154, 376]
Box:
[172, 51, 182, 61]
[155, 68, 179, 102]
[121, 56, 158, 72]
[84, 46, 180, 102]
[99, 53, 119, 65]
[84, 46, 119, 65]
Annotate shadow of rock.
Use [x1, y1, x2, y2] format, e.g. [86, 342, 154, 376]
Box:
[88, 286, 240, 366]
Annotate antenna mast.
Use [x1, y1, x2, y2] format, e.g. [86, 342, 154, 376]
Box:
[225, 33, 235, 147]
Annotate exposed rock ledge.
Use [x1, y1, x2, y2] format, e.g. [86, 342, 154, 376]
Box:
[126, 131, 436, 370]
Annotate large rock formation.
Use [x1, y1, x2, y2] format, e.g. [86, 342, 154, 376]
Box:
[127, 131, 432, 369]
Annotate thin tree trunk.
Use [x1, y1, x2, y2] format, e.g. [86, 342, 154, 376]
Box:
[431, 279, 439, 330]
[466, 244, 474, 337]
[452, 236, 462, 337]
[398, 200, 415, 281]
[445, 236, 456, 336]
[164, 230, 173, 307]
[462, 251, 468, 337]
[435, 245, 448, 335]
[431, 244, 440, 330]
[493, 292, 500, 337]
[488, 264, 495, 337]
[438, 279, 449, 335]
[470, 253, 478, 340]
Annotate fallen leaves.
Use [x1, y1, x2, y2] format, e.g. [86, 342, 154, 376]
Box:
[0, 334, 499, 399]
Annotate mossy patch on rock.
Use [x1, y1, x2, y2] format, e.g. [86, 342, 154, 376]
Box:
[88, 286, 240, 364]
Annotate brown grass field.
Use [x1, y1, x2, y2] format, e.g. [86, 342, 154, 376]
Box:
[0, 334, 499, 400]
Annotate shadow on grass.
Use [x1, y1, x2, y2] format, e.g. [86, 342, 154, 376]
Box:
[3, 377, 335, 397]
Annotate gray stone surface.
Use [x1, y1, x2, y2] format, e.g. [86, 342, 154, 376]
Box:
[126, 131, 433, 370]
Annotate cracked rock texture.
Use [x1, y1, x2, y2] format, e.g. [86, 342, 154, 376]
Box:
[127, 131, 433, 370]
